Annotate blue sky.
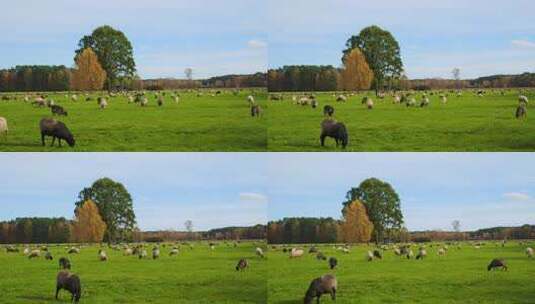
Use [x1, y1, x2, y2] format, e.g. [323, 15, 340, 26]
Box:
[0, 153, 267, 231]
[268, 0, 535, 79]
[267, 153, 535, 231]
[0, 0, 267, 79]
[1, 153, 534, 232]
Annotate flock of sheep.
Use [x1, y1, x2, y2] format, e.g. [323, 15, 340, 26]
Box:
[3, 241, 266, 302]
[268, 89, 533, 149]
[0, 88, 263, 147]
[271, 241, 534, 303]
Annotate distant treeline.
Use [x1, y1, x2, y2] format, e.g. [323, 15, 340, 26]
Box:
[268, 65, 535, 92]
[0, 65, 71, 92]
[0, 216, 265, 244]
[0, 64, 266, 92]
[268, 217, 535, 244]
[141, 225, 266, 242]
[0, 217, 71, 244]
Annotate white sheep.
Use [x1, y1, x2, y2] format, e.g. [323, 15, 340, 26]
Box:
[519, 95, 529, 105]
[0, 117, 8, 138]
[290, 248, 304, 258]
[336, 95, 347, 102]
[440, 95, 448, 104]
[366, 250, 374, 261]
[526, 247, 534, 258]
[99, 250, 108, 261]
[256, 247, 265, 258]
[438, 248, 446, 256]
[71, 94, 78, 102]
[99, 97, 108, 109]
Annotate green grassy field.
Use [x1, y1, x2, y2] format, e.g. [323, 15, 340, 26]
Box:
[267, 242, 535, 304]
[267, 90, 535, 151]
[1, 241, 267, 303]
[0, 89, 266, 151]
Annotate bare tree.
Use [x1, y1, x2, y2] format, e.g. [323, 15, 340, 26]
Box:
[452, 68, 461, 89]
[184, 220, 193, 239]
[451, 220, 461, 232]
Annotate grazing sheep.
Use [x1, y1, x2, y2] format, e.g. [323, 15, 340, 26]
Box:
[28, 250, 41, 259]
[174, 96, 180, 103]
[139, 249, 148, 259]
[394, 248, 401, 256]
[23, 247, 30, 255]
[39, 118, 75, 147]
[0, 117, 7, 138]
[393, 95, 401, 104]
[416, 248, 427, 260]
[290, 248, 304, 258]
[526, 247, 533, 258]
[366, 251, 374, 262]
[365, 97, 374, 109]
[51, 105, 68, 116]
[438, 248, 446, 256]
[316, 252, 327, 260]
[251, 105, 262, 117]
[304, 274, 337, 304]
[128, 96, 135, 103]
[487, 259, 507, 271]
[98, 97, 108, 109]
[56, 271, 81, 303]
[45, 251, 53, 260]
[256, 247, 265, 258]
[67, 247, 80, 254]
[328, 257, 337, 270]
[99, 250, 108, 261]
[236, 258, 248, 271]
[47, 99, 55, 107]
[169, 248, 179, 256]
[440, 95, 448, 104]
[140, 97, 148, 107]
[59, 257, 71, 270]
[247, 95, 255, 105]
[516, 104, 527, 119]
[6, 245, 19, 253]
[420, 97, 430, 107]
[406, 249, 414, 259]
[320, 119, 348, 149]
[373, 250, 382, 259]
[157, 95, 164, 106]
[311, 99, 319, 108]
[71, 94, 78, 102]
[124, 248, 133, 256]
[32, 98, 46, 107]
[298, 97, 310, 106]
[519, 95, 529, 106]
[323, 105, 334, 117]
[152, 247, 160, 259]
[336, 95, 347, 103]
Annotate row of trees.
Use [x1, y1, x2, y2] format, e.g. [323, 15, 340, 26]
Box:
[0, 66, 71, 92]
[268, 178, 405, 244]
[0, 200, 106, 244]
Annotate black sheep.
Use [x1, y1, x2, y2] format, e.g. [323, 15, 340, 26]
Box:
[50, 105, 68, 116]
[487, 259, 507, 271]
[251, 105, 262, 117]
[320, 119, 348, 149]
[316, 252, 326, 261]
[323, 105, 334, 117]
[516, 105, 527, 119]
[328, 257, 337, 270]
[56, 271, 81, 303]
[59, 257, 71, 270]
[39, 118, 75, 147]
[236, 258, 248, 271]
[304, 274, 337, 304]
[373, 250, 382, 259]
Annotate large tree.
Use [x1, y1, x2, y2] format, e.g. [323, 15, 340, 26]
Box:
[75, 25, 136, 90]
[339, 48, 373, 91]
[71, 48, 107, 91]
[75, 178, 136, 243]
[343, 25, 403, 95]
[343, 178, 403, 243]
[71, 200, 107, 243]
[339, 200, 373, 243]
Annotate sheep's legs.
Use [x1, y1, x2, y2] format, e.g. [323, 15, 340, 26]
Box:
[55, 287, 60, 299]
[51, 136, 56, 147]
[41, 133, 46, 146]
[320, 135, 326, 147]
[331, 288, 336, 300]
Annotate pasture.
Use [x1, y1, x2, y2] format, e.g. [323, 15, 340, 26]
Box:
[268, 241, 535, 304]
[0, 89, 267, 151]
[267, 90, 535, 151]
[1, 241, 267, 303]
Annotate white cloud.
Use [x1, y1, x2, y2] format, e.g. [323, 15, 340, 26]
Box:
[503, 192, 532, 201]
[511, 39, 535, 49]
[239, 192, 268, 203]
[248, 39, 267, 49]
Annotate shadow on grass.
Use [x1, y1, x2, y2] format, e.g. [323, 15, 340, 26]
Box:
[272, 299, 301, 304]
[17, 295, 55, 301]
